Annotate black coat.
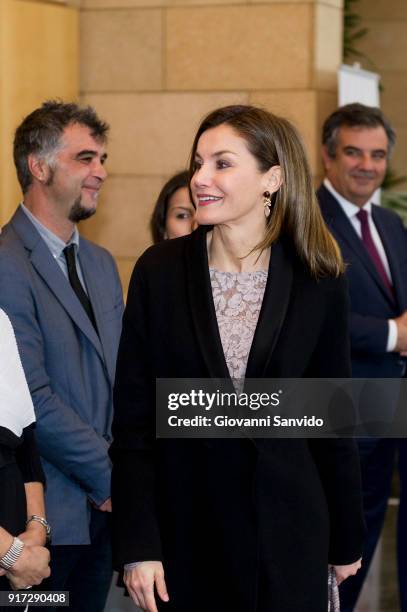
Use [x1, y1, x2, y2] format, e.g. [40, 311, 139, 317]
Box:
[110, 226, 365, 612]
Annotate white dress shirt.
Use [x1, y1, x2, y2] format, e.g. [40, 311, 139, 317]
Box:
[323, 179, 397, 352]
[21, 203, 89, 295]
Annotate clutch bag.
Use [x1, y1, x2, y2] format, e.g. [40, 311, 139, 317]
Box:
[328, 566, 340, 612]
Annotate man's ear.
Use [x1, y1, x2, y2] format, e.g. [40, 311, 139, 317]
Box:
[27, 154, 50, 184]
[264, 165, 283, 194]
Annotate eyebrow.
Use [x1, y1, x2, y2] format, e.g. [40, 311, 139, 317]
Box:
[343, 145, 387, 154]
[195, 150, 237, 158]
[76, 149, 108, 161]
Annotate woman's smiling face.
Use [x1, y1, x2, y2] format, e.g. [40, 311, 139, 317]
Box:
[191, 124, 275, 230]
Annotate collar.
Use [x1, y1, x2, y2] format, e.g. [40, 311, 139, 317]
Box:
[323, 178, 373, 219]
[21, 203, 80, 258]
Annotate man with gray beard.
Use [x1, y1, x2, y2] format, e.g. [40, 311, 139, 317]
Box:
[0, 101, 124, 611]
[318, 103, 407, 611]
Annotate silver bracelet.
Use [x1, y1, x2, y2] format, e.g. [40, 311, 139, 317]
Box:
[26, 515, 51, 543]
[0, 537, 24, 570]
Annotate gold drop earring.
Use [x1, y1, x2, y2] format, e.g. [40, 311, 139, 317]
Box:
[263, 191, 272, 218]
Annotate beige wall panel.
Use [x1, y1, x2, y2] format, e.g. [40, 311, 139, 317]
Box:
[166, 5, 312, 90]
[316, 90, 336, 177]
[249, 91, 318, 171]
[80, 175, 164, 258]
[0, 0, 78, 224]
[357, 0, 407, 21]
[18, 1, 77, 5]
[313, 3, 342, 90]
[250, 0, 341, 5]
[82, 92, 248, 175]
[380, 72, 407, 130]
[167, 0, 245, 3]
[249, 90, 336, 175]
[82, 0, 245, 6]
[358, 21, 407, 72]
[116, 257, 137, 298]
[387, 127, 407, 188]
[316, 90, 337, 136]
[80, 9, 162, 92]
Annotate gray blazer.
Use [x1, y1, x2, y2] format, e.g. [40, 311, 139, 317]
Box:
[0, 206, 123, 544]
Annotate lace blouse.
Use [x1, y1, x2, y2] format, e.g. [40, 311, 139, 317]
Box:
[210, 269, 268, 381]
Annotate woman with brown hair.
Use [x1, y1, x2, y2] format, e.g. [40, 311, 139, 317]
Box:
[150, 171, 196, 244]
[110, 105, 365, 612]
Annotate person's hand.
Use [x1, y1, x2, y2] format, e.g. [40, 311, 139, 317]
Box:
[124, 561, 169, 611]
[395, 312, 407, 353]
[97, 497, 112, 512]
[332, 558, 362, 585]
[18, 522, 47, 547]
[6, 545, 50, 590]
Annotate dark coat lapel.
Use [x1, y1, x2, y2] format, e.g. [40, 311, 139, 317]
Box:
[185, 226, 293, 380]
[372, 205, 406, 310]
[185, 226, 230, 380]
[318, 184, 395, 307]
[245, 238, 293, 377]
[10, 207, 104, 360]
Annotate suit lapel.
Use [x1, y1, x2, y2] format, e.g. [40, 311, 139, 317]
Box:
[245, 239, 293, 377]
[319, 185, 395, 307]
[185, 226, 232, 380]
[372, 205, 404, 309]
[11, 207, 104, 360]
[78, 243, 114, 382]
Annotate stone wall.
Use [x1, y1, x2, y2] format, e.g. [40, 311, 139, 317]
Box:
[0, 0, 78, 225]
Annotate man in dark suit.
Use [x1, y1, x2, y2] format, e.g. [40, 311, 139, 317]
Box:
[0, 101, 124, 611]
[317, 103, 407, 611]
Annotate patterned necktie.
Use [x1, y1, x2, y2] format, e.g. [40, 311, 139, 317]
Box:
[63, 244, 98, 331]
[356, 208, 395, 301]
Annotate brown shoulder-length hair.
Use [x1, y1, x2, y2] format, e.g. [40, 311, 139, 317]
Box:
[188, 105, 344, 278]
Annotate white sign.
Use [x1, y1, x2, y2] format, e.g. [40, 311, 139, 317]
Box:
[338, 63, 380, 108]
